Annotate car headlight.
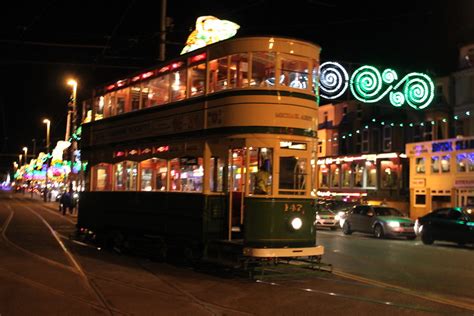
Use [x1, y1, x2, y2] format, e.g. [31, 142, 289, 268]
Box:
[387, 221, 400, 228]
[316, 214, 321, 220]
[335, 214, 341, 221]
[291, 217, 303, 230]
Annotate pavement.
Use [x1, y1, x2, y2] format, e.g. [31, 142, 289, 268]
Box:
[15, 191, 78, 222]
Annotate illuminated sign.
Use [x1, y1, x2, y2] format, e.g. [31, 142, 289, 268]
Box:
[319, 62, 435, 110]
[181, 16, 240, 55]
[280, 141, 307, 150]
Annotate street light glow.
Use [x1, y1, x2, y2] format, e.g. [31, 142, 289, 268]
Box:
[67, 79, 77, 87]
[43, 119, 50, 124]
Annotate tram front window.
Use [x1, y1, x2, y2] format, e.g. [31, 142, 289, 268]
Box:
[279, 156, 307, 195]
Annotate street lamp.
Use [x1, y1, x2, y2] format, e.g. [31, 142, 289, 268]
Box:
[43, 118, 51, 201]
[22, 147, 28, 164]
[18, 154, 22, 166]
[66, 79, 78, 141]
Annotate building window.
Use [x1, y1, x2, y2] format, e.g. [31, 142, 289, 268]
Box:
[440, 155, 450, 173]
[365, 160, 377, 188]
[383, 126, 392, 152]
[362, 130, 369, 153]
[343, 105, 348, 115]
[330, 164, 340, 188]
[353, 162, 364, 187]
[319, 164, 329, 188]
[413, 125, 422, 142]
[424, 122, 433, 141]
[380, 160, 399, 189]
[415, 157, 426, 174]
[415, 194, 426, 205]
[431, 156, 440, 173]
[456, 153, 474, 172]
[341, 163, 351, 187]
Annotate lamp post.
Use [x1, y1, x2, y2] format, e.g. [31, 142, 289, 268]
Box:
[66, 79, 77, 141]
[43, 119, 51, 202]
[18, 154, 22, 166]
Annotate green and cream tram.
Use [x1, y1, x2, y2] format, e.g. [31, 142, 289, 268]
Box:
[78, 36, 324, 262]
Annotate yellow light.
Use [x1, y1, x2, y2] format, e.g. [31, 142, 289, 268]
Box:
[22, 147, 27, 151]
[67, 79, 77, 86]
[43, 119, 50, 124]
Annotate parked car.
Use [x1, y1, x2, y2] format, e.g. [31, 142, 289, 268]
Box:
[415, 207, 474, 246]
[342, 205, 416, 239]
[315, 207, 340, 230]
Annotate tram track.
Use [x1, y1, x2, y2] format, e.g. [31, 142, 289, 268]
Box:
[1, 198, 253, 315]
[0, 200, 124, 316]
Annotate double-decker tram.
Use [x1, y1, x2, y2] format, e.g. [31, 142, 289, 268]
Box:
[78, 35, 324, 267]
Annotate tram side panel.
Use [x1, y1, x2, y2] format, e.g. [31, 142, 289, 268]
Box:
[77, 191, 227, 248]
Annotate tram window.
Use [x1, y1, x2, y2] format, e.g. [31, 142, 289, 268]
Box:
[130, 86, 141, 111]
[209, 57, 229, 93]
[93, 163, 112, 191]
[229, 54, 249, 88]
[231, 149, 245, 192]
[441, 155, 450, 173]
[147, 75, 170, 106]
[280, 57, 309, 90]
[115, 89, 129, 115]
[114, 162, 124, 191]
[210, 157, 224, 192]
[251, 52, 275, 87]
[171, 69, 187, 101]
[154, 159, 168, 191]
[104, 93, 115, 118]
[279, 157, 306, 195]
[170, 158, 181, 191]
[189, 63, 206, 97]
[249, 148, 273, 195]
[124, 161, 138, 191]
[95, 96, 104, 121]
[180, 157, 203, 192]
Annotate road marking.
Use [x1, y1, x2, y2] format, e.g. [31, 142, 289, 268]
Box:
[333, 269, 474, 312]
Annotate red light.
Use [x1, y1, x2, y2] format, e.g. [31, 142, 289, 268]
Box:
[171, 62, 183, 69]
[128, 149, 138, 155]
[158, 65, 170, 73]
[116, 79, 127, 87]
[141, 71, 154, 79]
[106, 84, 115, 91]
[131, 75, 141, 82]
[115, 151, 125, 157]
[155, 146, 169, 153]
[140, 148, 152, 154]
[189, 53, 206, 64]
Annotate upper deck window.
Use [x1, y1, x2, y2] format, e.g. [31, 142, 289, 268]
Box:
[280, 57, 309, 90]
[229, 54, 249, 88]
[189, 63, 206, 97]
[251, 52, 275, 87]
[171, 69, 187, 102]
[147, 75, 170, 106]
[209, 57, 229, 93]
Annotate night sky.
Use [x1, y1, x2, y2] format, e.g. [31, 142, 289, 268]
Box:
[1, 0, 473, 176]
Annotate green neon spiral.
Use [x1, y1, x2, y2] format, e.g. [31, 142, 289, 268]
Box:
[401, 73, 434, 110]
[389, 91, 405, 107]
[350, 66, 383, 102]
[382, 69, 398, 84]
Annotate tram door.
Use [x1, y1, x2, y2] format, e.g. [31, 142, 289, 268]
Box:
[228, 148, 246, 240]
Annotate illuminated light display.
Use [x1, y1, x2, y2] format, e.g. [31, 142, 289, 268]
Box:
[188, 53, 207, 64]
[319, 62, 434, 109]
[181, 16, 240, 55]
[319, 62, 349, 99]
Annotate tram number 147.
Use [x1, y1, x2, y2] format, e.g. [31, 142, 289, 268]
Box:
[284, 203, 304, 214]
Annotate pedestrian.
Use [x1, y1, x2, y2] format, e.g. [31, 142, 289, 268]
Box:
[59, 191, 72, 215]
[254, 164, 271, 195]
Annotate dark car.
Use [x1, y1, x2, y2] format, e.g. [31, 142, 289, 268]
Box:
[342, 205, 416, 239]
[415, 207, 474, 246]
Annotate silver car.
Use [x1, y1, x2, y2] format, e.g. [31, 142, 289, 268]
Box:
[342, 205, 416, 239]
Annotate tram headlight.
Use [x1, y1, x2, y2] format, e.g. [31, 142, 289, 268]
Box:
[291, 217, 303, 230]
